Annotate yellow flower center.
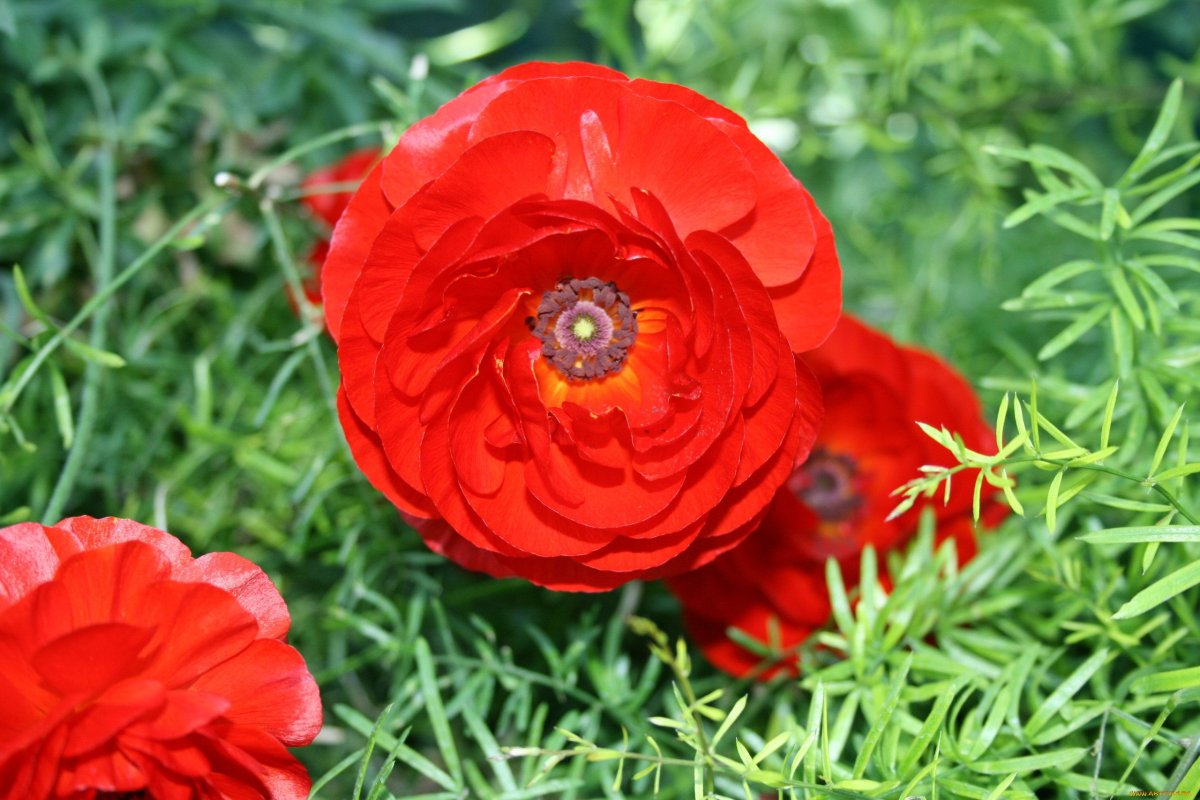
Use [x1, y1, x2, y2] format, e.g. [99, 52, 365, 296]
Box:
[572, 315, 598, 341]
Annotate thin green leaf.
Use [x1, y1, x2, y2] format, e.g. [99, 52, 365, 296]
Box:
[1122, 79, 1183, 186]
[1149, 404, 1185, 478]
[972, 470, 984, 522]
[1045, 469, 1064, 535]
[1099, 188, 1120, 240]
[983, 774, 1018, 800]
[1078, 526, 1200, 544]
[1037, 302, 1110, 361]
[62, 337, 126, 369]
[414, 638, 463, 784]
[1023, 649, 1108, 738]
[1029, 382, 1042, 451]
[1131, 666, 1200, 695]
[972, 748, 1088, 774]
[1101, 380, 1119, 450]
[1132, 168, 1200, 226]
[755, 731, 792, 766]
[1139, 253, 1200, 273]
[984, 144, 1102, 190]
[49, 364, 74, 449]
[1149, 462, 1200, 483]
[1177, 753, 1200, 795]
[969, 684, 1013, 760]
[1003, 187, 1092, 228]
[825, 559, 855, 634]
[1126, 259, 1179, 309]
[13, 265, 53, 326]
[423, 8, 531, 65]
[1046, 206, 1105, 240]
[852, 653, 912, 778]
[1022, 259, 1099, 296]
[994, 392, 1010, 451]
[711, 695, 746, 748]
[1114, 561, 1200, 619]
[900, 677, 966, 774]
[1107, 268, 1144, 330]
[804, 682, 824, 786]
[1001, 470, 1025, 516]
[461, 702, 516, 791]
[1143, 541, 1161, 574]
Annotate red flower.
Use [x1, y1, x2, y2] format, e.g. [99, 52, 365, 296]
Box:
[667, 316, 1007, 676]
[0, 516, 322, 799]
[322, 61, 841, 591]
[298, 147, 382, 307]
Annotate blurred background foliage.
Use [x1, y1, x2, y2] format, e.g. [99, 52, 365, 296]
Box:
[2, 0, 1200, 797]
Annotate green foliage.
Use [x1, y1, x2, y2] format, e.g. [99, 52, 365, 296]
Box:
[3, 0, 1200, 798]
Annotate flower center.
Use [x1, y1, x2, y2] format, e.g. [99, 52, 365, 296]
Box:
[789, 449, 863, 522]
[572, 314, 598, 341]
[531, 277, 637, 380]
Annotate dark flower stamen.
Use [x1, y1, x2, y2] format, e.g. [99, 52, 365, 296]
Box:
[532, 276, 638, 380]
[789, 449, 863, 522]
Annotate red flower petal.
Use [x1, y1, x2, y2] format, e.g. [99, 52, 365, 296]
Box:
[767, 198, 843, 353]
[125, 582, 258, 689]
[322, 164, 393, 340]
[803, 312, 907, 389]
[469, 60, 627, 90]
[0, 517, 322, 798]
[33, 622, 155, 697]
[0, 523, 60, 612]
[191, 639, 321, 746]
[337, 388, 438, 519]
[208, 723, 313, 800]
[409, 130, 557, 250]
[55, 515, 193, 570]
[183, 552, 291, 641]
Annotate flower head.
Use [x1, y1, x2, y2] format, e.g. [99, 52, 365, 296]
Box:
[0, 516, 321, 799]
[324, 62, 842, 591]
[667, 316, 1008, 676]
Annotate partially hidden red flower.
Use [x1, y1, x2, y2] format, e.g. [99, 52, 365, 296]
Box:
[667, 315, 1009, 677]
[0, 516, 322, 799]
[297, 147, 381, 307]
[323, 62, 842, 591]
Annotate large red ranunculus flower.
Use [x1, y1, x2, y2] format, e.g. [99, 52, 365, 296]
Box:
[0, 516, 322, 799]
[667, 316, 1008, 676]
[298, 147, 382, 306]
[322, 62, 841, 591]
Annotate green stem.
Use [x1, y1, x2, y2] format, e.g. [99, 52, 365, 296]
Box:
[1071, 462, 1200, 525]
[247, 120, 393, 190]
[908, 455, 1200, 526]
[259, 200, 339, 420]
[670, 658, 715, 794]
[1166, 730, 1200, 792]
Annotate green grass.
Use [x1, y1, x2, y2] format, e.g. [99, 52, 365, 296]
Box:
[3, 0, 1200, 796]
